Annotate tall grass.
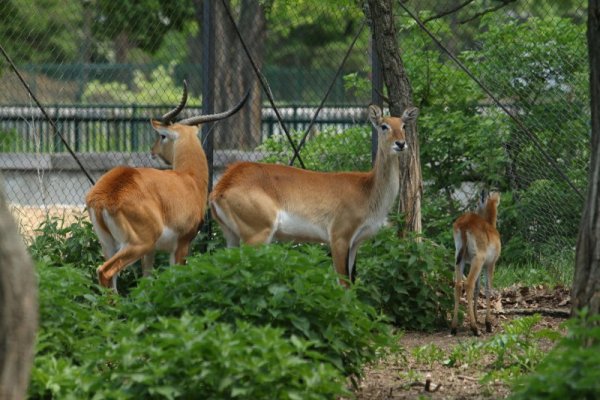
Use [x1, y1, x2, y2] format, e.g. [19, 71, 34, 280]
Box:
[494, 252, 574, 288]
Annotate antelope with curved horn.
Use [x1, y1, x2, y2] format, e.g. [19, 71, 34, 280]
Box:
[451, 190, 501, 336]
[209, 104, 419, 286]
[86, 81, 249, 291]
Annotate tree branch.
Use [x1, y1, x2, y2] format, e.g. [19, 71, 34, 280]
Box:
[422, 0, 476, 24]
[459, 0, 518, 25]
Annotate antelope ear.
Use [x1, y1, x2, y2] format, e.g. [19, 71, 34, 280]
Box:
[151, 119, 178, 140]
[479, 189, 488, 206]
[401, 107, 419, 122]
[368, 104, 383, 126]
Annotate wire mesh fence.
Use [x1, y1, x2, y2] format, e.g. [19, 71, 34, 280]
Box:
[0, 0, 590, 264]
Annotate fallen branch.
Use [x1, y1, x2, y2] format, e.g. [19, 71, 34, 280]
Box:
[497, 308, 570, 318]
[457, 375, 479, 382]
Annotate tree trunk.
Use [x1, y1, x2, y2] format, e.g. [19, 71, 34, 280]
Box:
[210, 0, 265, 150]
[572, 0, 600, 316]
[0, 178, 38, 398]
[366, 0, 423, 236]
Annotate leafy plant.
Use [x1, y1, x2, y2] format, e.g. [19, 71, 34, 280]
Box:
[29, 215, 103, 272]
[443, 339, 483, 368]
[33, 263, 119, 359]
[481, 315, 560, 375]
[412, 344, 445, 369]
[30, 262, 350, 399]
[509, 311, 600, 400]
[355, 227, 454, 330]
[28, 214, 143, 293]
[124, 244, 395, 379]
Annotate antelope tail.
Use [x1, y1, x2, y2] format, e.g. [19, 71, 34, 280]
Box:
[456, 229, 468, 266]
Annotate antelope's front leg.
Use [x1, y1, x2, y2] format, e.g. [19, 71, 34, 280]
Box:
[331, 237, 351, 287]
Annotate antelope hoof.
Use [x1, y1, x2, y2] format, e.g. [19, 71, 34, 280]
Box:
[450, 327, 457, 336]
[485, 321, 493, 333]
[471, 327, 480, 337]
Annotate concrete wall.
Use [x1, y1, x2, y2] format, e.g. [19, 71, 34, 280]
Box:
[0, 151, 266, 206]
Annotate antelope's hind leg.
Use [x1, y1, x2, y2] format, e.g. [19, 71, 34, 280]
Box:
[484, 259, 497, 333]
[465, 254, 485, 336]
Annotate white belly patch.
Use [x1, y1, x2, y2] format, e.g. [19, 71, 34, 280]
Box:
[275, 211, 329, 243]
[155, 227, 178, 252]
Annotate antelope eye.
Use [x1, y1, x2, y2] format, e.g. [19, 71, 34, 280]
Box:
[401, 123, 406, 130]
[381, 123, 390, 131]
[160, 134, 167, 141]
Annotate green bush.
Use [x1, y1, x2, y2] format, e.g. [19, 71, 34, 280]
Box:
[356, 227, 454, 330]
[509, 312, 600, 400]
[30, 263, 349, 399]
[29, 215, 103, 270]
[32, 315, 348, 399]
[33, 262, 119, 360]
[28, 215, 148, 293]
[124, 244, 395, 378]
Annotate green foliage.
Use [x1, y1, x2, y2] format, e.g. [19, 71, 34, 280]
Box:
[29, 215, 103, 272]
[125, 244, 394, 378]
[98, 316, 348, 400]
[259, 125, 372, 172]
[441, 315, 560, 384]
[33, 263, 119, 360]
[443, 338, 483, 368]
[92, 0, 192, 55]
[0, 0, 81, 64]
[27, 214, 143, 293]
[482, 315, 560, 374]
[356, 227, 454, 330]
[263, 0, 365, 69]
[510, 312, 600, 400]
[0, 129, 24, 152]
[494, 259, 574, 289]
[392, 13, 587, 264]
[412, 344, 445, 369]
[31, 263, 348, 399]
[82, 64, 201, 105]
[500, 180, 581, 264]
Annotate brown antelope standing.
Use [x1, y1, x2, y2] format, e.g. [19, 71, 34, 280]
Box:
[86, 82, 249, 291]
[451, 190, 501, 336]
[209, 104, 419, 285]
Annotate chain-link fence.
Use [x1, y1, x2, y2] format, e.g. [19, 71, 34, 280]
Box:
[394, 1, 588, 262]
[0, 0, 589, 264]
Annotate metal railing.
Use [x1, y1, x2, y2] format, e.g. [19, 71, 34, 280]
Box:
[0, 104, 367, 153]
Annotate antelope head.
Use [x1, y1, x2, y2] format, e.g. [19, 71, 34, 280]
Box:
[150, 81, 249, 166]
[368, 104, 419, 155]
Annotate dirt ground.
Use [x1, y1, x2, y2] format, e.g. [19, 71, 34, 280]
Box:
[354, 285, 570, 400]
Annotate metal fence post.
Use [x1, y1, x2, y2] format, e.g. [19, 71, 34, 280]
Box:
[201, 0, 215, 242]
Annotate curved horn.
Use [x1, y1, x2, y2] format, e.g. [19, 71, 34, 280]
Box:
[178, 89, 250, 126]
[160, 80, 188, 125]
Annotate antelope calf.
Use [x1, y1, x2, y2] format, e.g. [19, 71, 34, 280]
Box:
[210, 104, 419, 286]
[451, 190, 501, 336]
[86, 82, 248, 291]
